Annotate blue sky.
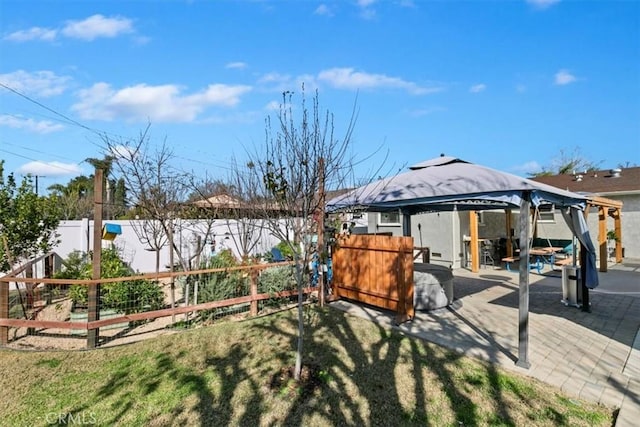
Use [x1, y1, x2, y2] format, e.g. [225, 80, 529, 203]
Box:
[1, 0, 639, 192]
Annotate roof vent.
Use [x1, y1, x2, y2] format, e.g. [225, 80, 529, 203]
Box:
[574, 174, 583, 182]
[610, 168, 622, 178]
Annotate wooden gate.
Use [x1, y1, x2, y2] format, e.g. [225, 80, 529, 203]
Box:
[332, 235, 414, 323]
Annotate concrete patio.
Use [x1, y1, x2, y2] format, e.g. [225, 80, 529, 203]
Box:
[330, 261, 640, 426]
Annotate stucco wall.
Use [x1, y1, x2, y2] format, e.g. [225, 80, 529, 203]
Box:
[366, 198, 640, 270]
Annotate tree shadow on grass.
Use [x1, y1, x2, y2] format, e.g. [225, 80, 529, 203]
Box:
[66, 341, 258, 426]
[251, 303, 525, 426]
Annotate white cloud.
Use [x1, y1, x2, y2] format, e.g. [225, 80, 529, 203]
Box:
[258, 72, 292, 84]
[256, 72, 319, 93]
[0, 70, 71, 97]
[5, 14, 136, 43]
[61, 14, 134, 41]
[133, 35, 152, 46]
[3, 26, 57, 42]
[72, 82, 253, 122]
[0, 115, 64, 134]
[18, 161, 82, 177]
[357, 0, 377, 19]
[511, 160, 542, 175]
[317, 67, 443, 95]
[225, 62, 247, 70]
[265, 101, 281, 111]
[408, 107, 446, 117]
[109, 144, 138, 160]
[314, 4, 333, 16]
[469, 84, 486, 93]
[526, 0, 561, 10]
[554, 69, 576, 85]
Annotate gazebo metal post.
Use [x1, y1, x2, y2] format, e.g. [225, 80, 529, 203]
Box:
[580, 241, 591, 312]
[516, 192, 531, 369]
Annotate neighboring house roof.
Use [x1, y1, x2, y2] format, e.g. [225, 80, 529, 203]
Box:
[531, 167, 640, 195]
[192, 194, 242, 209]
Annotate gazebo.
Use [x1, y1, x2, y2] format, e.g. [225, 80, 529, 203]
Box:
[327, 156, 601, 368]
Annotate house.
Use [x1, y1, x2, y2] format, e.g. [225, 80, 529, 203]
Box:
[363, 165, 637, 269]
[531, 166, 639, 261]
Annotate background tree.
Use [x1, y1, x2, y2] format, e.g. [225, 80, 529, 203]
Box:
[103, 125, 218, 273]
[46, 155, 127, 220]
[528, 147, 603, 177]
[188, 172, 265, 262]
[47, 175, 93, 220]
[86, 156, 127, 219]
[0, 160, 60, 273]
[239, 87, 357, 380]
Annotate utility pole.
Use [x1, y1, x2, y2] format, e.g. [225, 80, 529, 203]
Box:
[25, 174, 46, 195]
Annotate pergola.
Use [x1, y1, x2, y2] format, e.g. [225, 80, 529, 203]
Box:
[465, 194, 623, 273]
[327, 156, 610, 368]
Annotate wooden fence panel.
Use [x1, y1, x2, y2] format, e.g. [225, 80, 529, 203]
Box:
[332, 235, 414, 323]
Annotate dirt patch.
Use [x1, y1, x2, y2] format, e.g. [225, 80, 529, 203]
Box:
[268, 363, 325, 399]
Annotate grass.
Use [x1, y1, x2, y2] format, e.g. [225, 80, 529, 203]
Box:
[0, 305, 614, 427]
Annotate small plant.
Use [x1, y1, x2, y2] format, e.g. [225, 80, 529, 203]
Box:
[274, 241, 297, 259]
[606, 230, 619, 242]
[198, 249, 248, 302]
[56, 248, 164, 314]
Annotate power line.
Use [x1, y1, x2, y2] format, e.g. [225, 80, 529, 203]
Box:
[0, 138, 84, 164]
[0, 148, 82, 174]
[0, 81, 286, 181]
[0, 82, 103, 137]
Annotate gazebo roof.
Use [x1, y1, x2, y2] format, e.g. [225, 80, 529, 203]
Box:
[327, 156, 587, 214]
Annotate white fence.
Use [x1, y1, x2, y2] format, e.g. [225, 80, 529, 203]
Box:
[53, 218, 281, 274]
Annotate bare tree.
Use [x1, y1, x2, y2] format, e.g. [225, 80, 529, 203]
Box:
[239, 87, 357, 380]
[132, 219, 168, 274]
[529, 147, 603, 177]
[102, 127, 189, 271]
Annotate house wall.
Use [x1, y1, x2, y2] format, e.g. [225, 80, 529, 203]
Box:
[367, 212, 403, 236]
[412, 212, 458, 268]
[363, 194, 640, 270]
[526, 195, 640, 260]
[367, 211, 464, 268]
[614, 194, 640, 259]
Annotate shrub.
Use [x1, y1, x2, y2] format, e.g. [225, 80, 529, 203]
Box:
[197, 249, 249, 304]
[258, 265, 297, 294]
[56, 248, 164, 314]
[257, 265, 299, 309]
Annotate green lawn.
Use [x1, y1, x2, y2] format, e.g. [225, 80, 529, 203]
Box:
[0, 306, 614, 426]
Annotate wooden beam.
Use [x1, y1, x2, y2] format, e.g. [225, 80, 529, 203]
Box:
[614, 208, 623, 262]
[0, 287, 317, 331]
[87, 169, 103, 348]
[587, 195, 623, 209]
[470, 211, 479, 272]
[598, 206, 607, 272]
[505, 209, 513, 257]
[0, 280, 8, 345]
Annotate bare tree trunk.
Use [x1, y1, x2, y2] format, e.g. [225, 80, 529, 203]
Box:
[169, 221, 175, 324]
[294, 262, 304, 380]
